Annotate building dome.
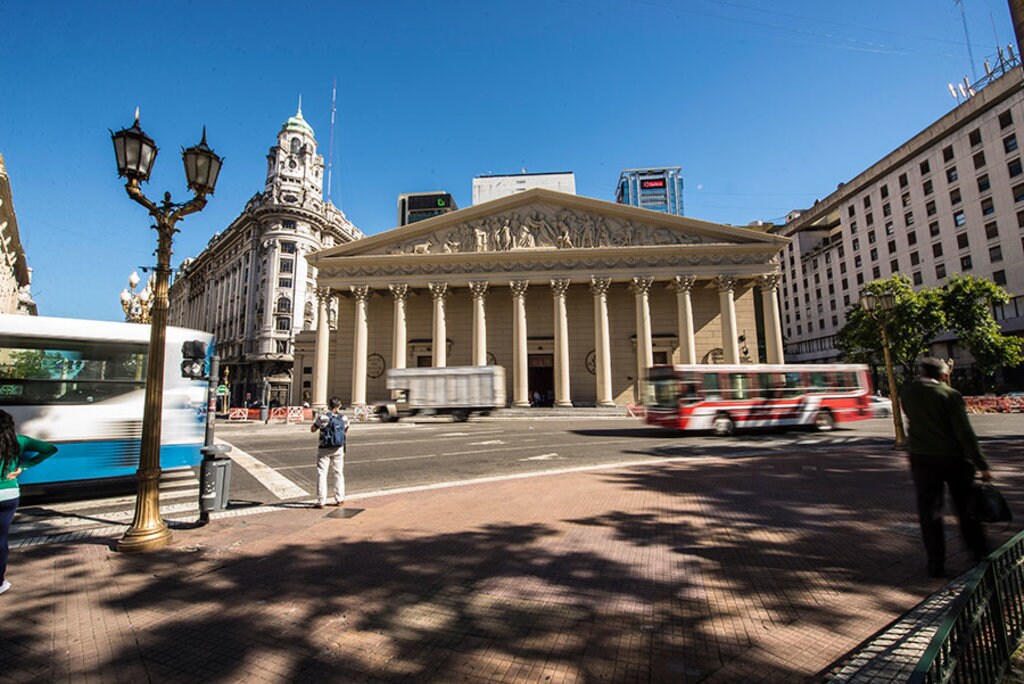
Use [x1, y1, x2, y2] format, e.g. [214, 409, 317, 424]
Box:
[280, 101, 314, 137]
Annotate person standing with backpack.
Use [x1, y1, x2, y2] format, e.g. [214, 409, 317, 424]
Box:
[311, 396, 349, 509]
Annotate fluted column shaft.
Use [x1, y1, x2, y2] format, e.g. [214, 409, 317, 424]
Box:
[551, 279, 572, 407]
[671, 276, 697, 365]
[389, 284, 409, 385]
[470, 281, 489, 366]
[351, 286, 371, 406]
[510, 280, 530, 407]
[631, 276, 655, 403]
[429, 282, 448, 367]
[591, 277, 614, 406]
[312, 287, 333, 408]
[716, 276, 740, 364]
[759, 274, 784, 364]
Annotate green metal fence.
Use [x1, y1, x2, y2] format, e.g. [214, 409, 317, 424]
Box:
[910, 530, 1024, 683]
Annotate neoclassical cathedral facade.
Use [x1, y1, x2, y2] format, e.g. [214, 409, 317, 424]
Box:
[168, 106, 363, 406]
[294, 189, 789, 408]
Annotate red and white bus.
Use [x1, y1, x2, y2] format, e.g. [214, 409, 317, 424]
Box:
[644, 364, 873, 436]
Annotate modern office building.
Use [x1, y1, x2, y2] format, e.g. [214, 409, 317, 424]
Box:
[397, 191, 457, 226]
[774, 61, 1024, 384]
[616, 167, 684, 216]
[0, 153, 37, 315]
[472, 172, 575, 205]
[168, 105, 363, 407]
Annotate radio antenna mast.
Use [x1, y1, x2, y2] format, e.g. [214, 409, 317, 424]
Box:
[954, 0, 978, 81]
[327, 78, 337, 204]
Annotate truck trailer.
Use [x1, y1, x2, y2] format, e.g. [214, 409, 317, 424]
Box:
[376, 366, 506, 422]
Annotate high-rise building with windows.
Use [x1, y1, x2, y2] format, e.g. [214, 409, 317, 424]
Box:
[774, 60, 1024, 387]
[472, 172, 575, 205]
[397, 191, 457, 226]
[168, 105, 363, 406]
[616, 167, 684, 216]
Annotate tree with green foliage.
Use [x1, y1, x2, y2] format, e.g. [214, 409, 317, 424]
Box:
[941, 274, 1024, 380]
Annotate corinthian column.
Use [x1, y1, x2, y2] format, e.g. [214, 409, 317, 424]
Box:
[630, 276, 655, 403]
[351, 285, 372, 406]
[510, 280, 530, 407]
[312, 287, 334, 409]
[590, 277, 614, 406]
[429, 282, 448, 367]
[389, 284, 409, 374]
[670, 275, 697, 365]
[551, 278, 572, 407]
[715, 276, 740, 364]
[758, 273, 784, 364]
[469, 281, 489, 366]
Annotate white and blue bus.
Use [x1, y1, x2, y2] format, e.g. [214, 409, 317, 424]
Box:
[0, 314, 213, 490]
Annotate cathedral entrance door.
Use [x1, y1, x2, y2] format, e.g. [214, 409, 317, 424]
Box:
[528, 354, 554, 407]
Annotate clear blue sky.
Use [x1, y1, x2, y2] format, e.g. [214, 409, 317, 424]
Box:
[0, 0, 1015, 321]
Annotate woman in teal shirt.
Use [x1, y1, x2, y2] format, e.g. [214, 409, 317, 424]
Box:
[0, 410, 57, 595]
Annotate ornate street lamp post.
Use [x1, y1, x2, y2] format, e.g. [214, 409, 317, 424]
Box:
[119, 270, 153, 323]
[859, 290, 907, 447]
[111, 109, 222, 552]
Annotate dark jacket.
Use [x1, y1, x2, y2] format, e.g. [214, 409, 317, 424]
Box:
[900, 378, 988, 470]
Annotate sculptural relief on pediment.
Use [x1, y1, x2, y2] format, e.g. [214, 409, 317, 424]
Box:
[383, 206, 709, 256]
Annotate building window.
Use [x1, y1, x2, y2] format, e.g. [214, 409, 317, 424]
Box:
[848, 205, 856, 217]
[885, 221, 894, 235]
[1019, 210, 1024, 228]
[832, 315, 839, 326]
[930, 221, 942, 236]
[1000, 110, 1014, 129]
[935, 263, 946, 279]
[281, 241, 296, 253]
[899, 172, 909, 188]
[994, 270, 1007, 286]
[881, 184, 889, 199]
[969, 128, 982, 146]
[868, 230, 877, 244]
[863, 195, 872, 208]
[890, 259, 899, 273]
[953, 210, 966, 227]
[279, 259, 294, 274]
[926, 200, 937, 216]
[990, 245, 1003, 263]
[950, 188, 962, 205]
[282, 220, 296, 230]
[843, 294, 851, 306]
[1009, 158, 1023, 177]
[920, 160, 931, 175]
[888, 239, 897, 254]
[981, 197, 995, 216]
[901, 192, 911, 208]
[932, 242, 944, 258]
[923, 179, 934, 195]
[841, 277, 848, 290]
[872, 265, 881, 279]
[277, 340, 290, 354]
[986, 221, 1000, 239]
[865, 212, 874, 225]
[849, 220, 858, 233]
[904, 212, 915, 226]
[961, 255, 973, 270]
[1005, 134, 1019, 153]
[840, 261, 847, 274]
[957, 233, 970, 249]
[276, 296, 291, 313]
[854, 255, 862, 268]
[947, 167, 958, 183]
[278, 277, 292, 289]
[870, 247, 878, 261]
[276, 317, 291, 331]
[973, 151, 986, 169]
[913, 271, 923, 285]
[978, 174, 991, 192]
[1014, 183, 1024, 203]
[911, 251, 920, 266]
[852, 238, 860, 251]
[908, 230, 918, 245]
[857, 273, 865, 285]
[883, 203, 892, 217]
[943, 145, 955, 162]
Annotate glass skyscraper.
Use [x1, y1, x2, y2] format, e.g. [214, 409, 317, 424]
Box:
[615, 167, 684, 216]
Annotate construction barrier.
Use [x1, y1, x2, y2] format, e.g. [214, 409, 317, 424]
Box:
[286, 406, 305, 423]
[228, 407, 249, 421]
[625, 404, 646, 418]
[965, 395, 1024, 414]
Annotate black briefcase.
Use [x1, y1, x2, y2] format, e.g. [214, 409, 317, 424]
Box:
[968, 483, 1013, 524]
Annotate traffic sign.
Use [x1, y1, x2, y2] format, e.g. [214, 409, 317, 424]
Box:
[216, 385, 228, 396]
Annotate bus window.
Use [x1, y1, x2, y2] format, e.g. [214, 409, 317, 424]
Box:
[809, 372, 830, 393]
[703, 373, 721, 400]
[761, 373, 786, 399]
[783, 372, 803, 398]
[729, 373, 752, 400]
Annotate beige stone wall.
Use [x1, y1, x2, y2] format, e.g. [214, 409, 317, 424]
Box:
[322, 280, 763, 407]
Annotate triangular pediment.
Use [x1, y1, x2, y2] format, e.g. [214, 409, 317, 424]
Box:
[312, 189, 784, 262]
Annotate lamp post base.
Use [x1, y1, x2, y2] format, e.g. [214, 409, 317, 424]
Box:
[117, 523, 172, 553]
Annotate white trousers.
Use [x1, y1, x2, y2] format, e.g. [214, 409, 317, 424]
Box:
[316, 447, 345, 504]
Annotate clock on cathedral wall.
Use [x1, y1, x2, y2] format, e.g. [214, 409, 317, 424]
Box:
[367, 353, 385, 379]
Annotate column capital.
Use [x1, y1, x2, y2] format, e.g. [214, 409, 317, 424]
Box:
[314, 286, 335, 303]
[388, 283, 410, 301]
[350, 285, 372, 302]
[714, 275, 738, 293]
[550, 278, 571, 297]
[428, 281, 448, 301]
[510, 280, 529, 298]
[629, 276, 655, 296]
[469, 280, 489, 299]
[590, 276, 612, 296]
[669, 275, 697, 294]
[757, 272, 781, 291]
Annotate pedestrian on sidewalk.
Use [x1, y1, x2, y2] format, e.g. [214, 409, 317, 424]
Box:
[311, 397, 349, 509]
[0, 410, 57, 595]
[900, 357, 991, 578]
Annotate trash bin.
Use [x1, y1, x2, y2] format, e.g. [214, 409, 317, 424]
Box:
[200, 445, 232, 513]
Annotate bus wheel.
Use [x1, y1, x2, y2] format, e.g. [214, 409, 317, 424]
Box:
[452, 409, 470, 422]
[712, 413, 735, 437]
[814, 410, 835, 432]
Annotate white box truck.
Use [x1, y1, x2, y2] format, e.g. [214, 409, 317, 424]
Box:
[376, 366, 506, 422]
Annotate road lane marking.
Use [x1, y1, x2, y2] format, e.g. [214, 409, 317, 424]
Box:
[520, 453, 561, 461]
[470, 440, 506, 445]
[215, 437, 308, 499]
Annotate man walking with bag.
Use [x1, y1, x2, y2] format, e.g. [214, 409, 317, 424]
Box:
[901, 357, 991, 577]
[311, 396, 349, 508]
